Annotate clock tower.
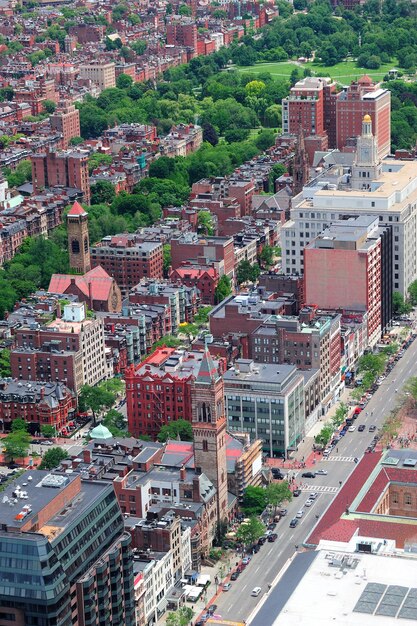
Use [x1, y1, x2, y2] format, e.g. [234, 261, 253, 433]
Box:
[351, 114, 382, 190]
[192, 348, 228, 524]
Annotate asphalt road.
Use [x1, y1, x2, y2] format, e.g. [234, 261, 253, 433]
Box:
[213, 332, 417, 623]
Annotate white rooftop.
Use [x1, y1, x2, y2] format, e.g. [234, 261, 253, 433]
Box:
[270, 549, 417, 626]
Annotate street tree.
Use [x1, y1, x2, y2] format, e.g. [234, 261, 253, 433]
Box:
[265, 482, 292, 514]
[166, 607, 194, 626]
[404, 377, 417, 406]
[157, 419, 193, 442]
[215, 275, 232, 304]
[331, 402, 348, 428]
[79, 385, 115, 425]
[237, 260, 260, 285]
[3, 430, 31, 462]
[236, 516, 265, 547]
[0, 348, 11, 377]
[38, 447, 68, 470]
[242, 485, 267, 516]
[163, 244, 171, 277]
[41, 425, 56, 438]
[408, 280, 417, 305]
[11, 418, 28, 433]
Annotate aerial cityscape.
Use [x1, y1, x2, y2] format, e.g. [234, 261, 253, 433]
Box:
[0, 0, 417, 625]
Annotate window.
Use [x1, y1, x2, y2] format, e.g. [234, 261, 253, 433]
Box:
[404, 493, 412, 506]
[392, 491, 399, 504]
[202, 440, 208, 452]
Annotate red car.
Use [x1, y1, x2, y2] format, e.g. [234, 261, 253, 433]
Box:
[354, 407, 362, 414]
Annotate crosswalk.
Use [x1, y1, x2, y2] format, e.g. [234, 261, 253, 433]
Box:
[326, 456, 356, 462]
[300, 485, 339, 493]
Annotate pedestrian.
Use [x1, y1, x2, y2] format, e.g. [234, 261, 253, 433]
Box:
[336, 447, 339, 453]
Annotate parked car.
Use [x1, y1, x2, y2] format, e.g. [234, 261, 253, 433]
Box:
[258, 536, 267, 545]
[268, 533, 278, 542]
[252, 544, 260, 553]
[348, 425, 356, 432]
[230, 571, 240, 580]
[315, 469, 328, 475]
[242, 556, 251, 565]
[369, 425, 377, 432]
[289, 518, 298, 528]
[268, 522, 277, 530]
[279, 508, 288, 516]
[358, 424, 366, 432]
[223, 583, 231, 591]
[293, 489, 301, 497]
[251, 587, 262, 597]
[208, 605, 217, 615]
[301, 472, 316, 478]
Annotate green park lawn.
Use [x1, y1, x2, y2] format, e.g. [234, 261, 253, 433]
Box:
[236, 59, 396, 83]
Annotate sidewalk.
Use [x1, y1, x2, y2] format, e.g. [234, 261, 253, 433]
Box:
[156, 556, 238, 626]
[267, 387, 354, 471]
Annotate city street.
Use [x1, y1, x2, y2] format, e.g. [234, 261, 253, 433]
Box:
[211, 332, 417, 623]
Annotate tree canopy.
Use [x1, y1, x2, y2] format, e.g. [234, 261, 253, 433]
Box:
[157, 419, 193, 442]
[39, 447, 68, 470]
[236, 516, 265, 546]
[242, 485, 267, 516]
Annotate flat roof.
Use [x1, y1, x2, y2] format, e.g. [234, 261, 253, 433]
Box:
[253, 549, 417, 626]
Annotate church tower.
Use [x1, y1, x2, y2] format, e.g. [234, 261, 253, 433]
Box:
[192, 349, 228, 523]
[67, 201, 91, 274]
[351, 114, 382, 190]
[293, 126, 309, 195]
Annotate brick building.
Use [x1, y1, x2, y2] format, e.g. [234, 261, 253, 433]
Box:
[11, 302, 108, 394]
[50, 101, 81, 148]
[170, 233, 235, 279]
[170, 265, 218, 305]
[91, 235, 163, 290]
[125, 347, 225, 439]
[31, 148, 90, 204]
[0, 379, 76, 434]
[48, 265, 122, 313]
[304, 216, 383, 347]
[166, 20, 197, 53]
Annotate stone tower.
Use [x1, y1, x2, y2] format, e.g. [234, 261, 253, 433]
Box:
[351, 114, 382, 190]
[67, 201, 91, 274]
[293, 126, 309, 196]
[192, 349, 228, 523]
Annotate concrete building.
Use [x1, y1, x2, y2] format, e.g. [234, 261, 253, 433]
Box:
[304, 216, 383, 346]
[91, 235, 163, 290]
[0, 379, 76, 434]
[0, 470, 135, 626]
[79, 61, 116, 90]
[31, 149, 90, 204]
[223, 359, 305, 458]
[50, 101, 81, 148]
[282, 116, 416, 295]
[11, 302, 108, 394]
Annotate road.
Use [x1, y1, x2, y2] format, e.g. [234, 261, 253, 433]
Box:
[213, 332, 417, 623]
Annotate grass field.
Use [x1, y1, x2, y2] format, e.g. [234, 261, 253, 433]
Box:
[236, 59, 395, 83]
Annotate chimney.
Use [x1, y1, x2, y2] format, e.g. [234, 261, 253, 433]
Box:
[180, 465, 186, 481]
[88, 281, 93, 309]
[83, 448, 92, 463]
[40, 386, 45, 400]
[56, 301, 61, 319]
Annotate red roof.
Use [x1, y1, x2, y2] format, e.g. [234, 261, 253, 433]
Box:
[67, 201, 87, 216]
[173, 267, 217, 280]
[307, 452, 417, 549]
[48, 266, 114, 302]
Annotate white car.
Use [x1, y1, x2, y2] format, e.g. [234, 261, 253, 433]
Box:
[305, 499, 313, 507]
[296, 510, 304, 518]
[251, 587, 262, 597]
[315, 469, 328, 475]
[348, 425, 356, 432]
[309, 493, 318, 500]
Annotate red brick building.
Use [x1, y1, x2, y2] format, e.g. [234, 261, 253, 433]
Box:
[31, 148, 90, 204]
[48, 266, 122, 313]
[170, 234, 235, 279]
[50, 101, 81, 149]
[166, 20, 197, 53]
[0, 379, 76, 434]
[125, 347, 225, 439]
[90, 236, 163, 290]
[170, 265, 219, 305]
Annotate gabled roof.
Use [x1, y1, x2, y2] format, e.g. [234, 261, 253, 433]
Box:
[48, 266, 115, 302]
[67, 201, 88, 217]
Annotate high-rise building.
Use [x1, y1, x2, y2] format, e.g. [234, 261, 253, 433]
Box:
[282, 75, 391, 160]
[79, 61, 116, 91]
[67, 200, 91, 273]
[304, 215, 383, 346]
[191, 347, 229, 523]
[31, 148, 90, 204]
[282, 115, 412, 295]
[0, 470, 135, 626]
[50, 101, 81, 148]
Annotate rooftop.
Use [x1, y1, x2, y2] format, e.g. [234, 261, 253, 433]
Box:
[252, 549, 417, 626]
